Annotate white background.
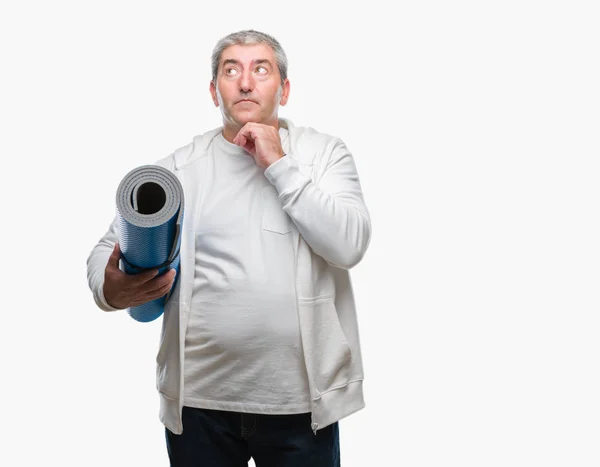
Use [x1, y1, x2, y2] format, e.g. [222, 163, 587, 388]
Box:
[1, 1, 599, 466]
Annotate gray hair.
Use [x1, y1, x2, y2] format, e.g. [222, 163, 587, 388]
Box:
[211, 30, 288, 86]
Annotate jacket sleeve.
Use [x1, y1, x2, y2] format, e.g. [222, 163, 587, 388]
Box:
[264, 137, 372, 270]
[86, 214, 123, 311]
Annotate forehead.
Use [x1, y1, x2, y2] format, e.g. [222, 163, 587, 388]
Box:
[220, 43, 276, 65]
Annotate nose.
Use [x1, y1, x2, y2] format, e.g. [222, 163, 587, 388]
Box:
[239, 69, 255, 93]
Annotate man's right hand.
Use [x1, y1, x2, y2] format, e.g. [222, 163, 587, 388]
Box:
[103, 243, 177, 310]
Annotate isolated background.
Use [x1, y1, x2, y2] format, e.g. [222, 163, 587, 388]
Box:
[1, 1, 599, 466]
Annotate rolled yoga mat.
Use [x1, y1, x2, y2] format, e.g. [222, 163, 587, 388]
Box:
[115, 165, 184, 322]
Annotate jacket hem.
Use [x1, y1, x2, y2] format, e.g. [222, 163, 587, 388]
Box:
[311, 378, 365, 433]
[159, 392, 182, 435]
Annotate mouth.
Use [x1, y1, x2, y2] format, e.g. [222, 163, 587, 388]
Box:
[236, 99, 258, 104]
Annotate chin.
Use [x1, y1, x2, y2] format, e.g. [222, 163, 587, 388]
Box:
[236, 113, 262, 124]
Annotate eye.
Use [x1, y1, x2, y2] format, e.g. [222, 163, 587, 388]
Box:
[256, 66, 268, 74]
[225, 68, 238, 76]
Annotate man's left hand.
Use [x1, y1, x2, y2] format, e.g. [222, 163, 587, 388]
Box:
[233, 122, 284, 169]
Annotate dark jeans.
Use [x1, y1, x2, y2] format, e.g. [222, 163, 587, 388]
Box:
[165, 406, 340, 467]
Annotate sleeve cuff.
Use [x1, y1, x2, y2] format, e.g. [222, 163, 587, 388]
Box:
[97, 282, 122, 312]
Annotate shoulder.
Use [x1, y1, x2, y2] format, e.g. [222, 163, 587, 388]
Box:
[154, 153, 176, 171]
[283, 117, 337, 142]
[287, 122, 342, 165]
[289, 122, 339, 146]
[153, 127, 223, 171]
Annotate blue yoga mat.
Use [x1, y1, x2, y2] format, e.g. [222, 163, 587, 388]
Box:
[115, 165, 184, 322]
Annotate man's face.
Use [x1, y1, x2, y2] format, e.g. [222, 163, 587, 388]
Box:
[210, 43, 290, 128]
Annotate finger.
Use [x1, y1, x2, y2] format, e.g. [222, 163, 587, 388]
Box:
[130, 271, 176, 306]
[137, 268, 174, 292]
[156, 280, 176, 298]
[128, 268, 160, 286]
[164, 268, 177, 287]
[154, 268, 176, 287]
[108, 242, 120, 268]
[143, 277, 175, 301]
[234, 123, 256, 144]
[234, 133, 247, 146]
[242, 138, 254, 153]
[233, 126, 244, 145]
[243, 126, 258, 141]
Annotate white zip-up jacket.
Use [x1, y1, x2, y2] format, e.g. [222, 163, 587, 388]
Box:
[86, 117, 372, 435]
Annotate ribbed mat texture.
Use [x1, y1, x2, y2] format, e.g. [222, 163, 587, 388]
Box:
[115, 165, 184, 322]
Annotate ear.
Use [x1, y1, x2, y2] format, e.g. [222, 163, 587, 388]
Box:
[279, 79, 291, 106]
[209, 80, 219, 107]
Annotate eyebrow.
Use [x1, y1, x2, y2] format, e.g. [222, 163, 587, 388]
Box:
[222, 58, 273, 68]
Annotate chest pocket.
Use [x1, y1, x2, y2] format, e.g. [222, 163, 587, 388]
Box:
[261, 185, 292, 234]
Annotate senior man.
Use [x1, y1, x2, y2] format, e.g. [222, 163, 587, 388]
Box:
[87, 29, 372, 467]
